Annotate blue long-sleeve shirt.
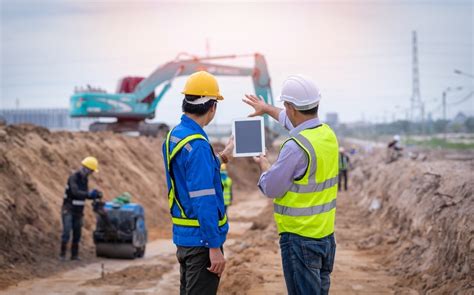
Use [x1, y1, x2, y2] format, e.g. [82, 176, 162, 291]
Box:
[162, 115, 228, 248]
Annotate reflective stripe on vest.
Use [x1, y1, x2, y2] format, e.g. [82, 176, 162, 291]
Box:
[173, 214, 228, 227]
[165, 130, 227, 228]
[72, 200, 85, 206]
[273, 124, 339, 239]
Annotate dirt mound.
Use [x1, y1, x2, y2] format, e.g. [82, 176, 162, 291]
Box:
[85, 256, 175, 288]
[350, 150, 473, 293]
[219, 201, 279, 295]
[0, 124, 170, 288]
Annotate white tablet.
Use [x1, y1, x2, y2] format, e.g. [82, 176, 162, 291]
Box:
[232, 117, 266, 157]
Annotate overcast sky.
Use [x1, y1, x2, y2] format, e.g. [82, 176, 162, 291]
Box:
[1, 0, 473, 124]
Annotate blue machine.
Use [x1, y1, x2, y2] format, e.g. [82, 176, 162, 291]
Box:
[93, 201, 147, 259]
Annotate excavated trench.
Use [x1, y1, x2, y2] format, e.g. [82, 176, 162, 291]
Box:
[0, 125, 472, 294]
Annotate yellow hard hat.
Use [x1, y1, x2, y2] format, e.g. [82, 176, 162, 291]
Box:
[81, 156, 99, 172]
[182, 71, 224, 100]
[220, 163, 227, 171]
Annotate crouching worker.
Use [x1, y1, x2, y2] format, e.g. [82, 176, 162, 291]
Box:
[60, 156, 102, 261]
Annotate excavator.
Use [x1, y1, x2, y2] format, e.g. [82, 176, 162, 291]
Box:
[70, 53, 275, 138]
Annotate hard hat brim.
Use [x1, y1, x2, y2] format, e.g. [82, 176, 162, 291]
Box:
[82, 164, 99, 173]
[181, 91, 224, 101]
[278, 97, 320, 110]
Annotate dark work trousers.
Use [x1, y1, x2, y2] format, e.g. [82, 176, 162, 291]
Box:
[176, 246, 220, 295]
[338, 170, 348, 191]
[280, 233, 336, 295]
[61, 211, 83, 244]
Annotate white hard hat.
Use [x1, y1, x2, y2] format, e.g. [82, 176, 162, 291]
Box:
[394, 135, 400, 141]
[279, 75, 321, 110]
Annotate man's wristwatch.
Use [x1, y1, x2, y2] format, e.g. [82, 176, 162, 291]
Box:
[218, 152, 229, 164]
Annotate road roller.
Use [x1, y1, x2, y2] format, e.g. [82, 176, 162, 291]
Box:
[92, 197, 147, 259]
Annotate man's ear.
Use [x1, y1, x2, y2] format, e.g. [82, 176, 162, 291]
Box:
[209, 102, 217, 115]
[287, 103, 296, 117]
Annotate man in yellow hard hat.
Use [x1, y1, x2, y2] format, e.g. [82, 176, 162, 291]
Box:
[60, 156, 103, 261]
[220, 164, 233, 212]
[162, 71, 234, 294]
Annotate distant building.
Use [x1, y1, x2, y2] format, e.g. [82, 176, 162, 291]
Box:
[451, 112, 467, 125]
[325, 112, 339, 127]
[448, 112, 468, 132]
[0, 108, 92, 131]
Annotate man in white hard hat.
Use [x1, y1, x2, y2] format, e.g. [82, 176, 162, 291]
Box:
[243, 75, 339, 295]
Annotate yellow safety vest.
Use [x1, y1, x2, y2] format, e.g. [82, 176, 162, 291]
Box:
[273, 124, 339, 239]
[222, 176, 232, 206]
[165, 131, 228, 227]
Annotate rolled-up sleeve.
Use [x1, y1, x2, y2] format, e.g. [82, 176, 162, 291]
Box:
[185, 144, 221, 248]
[258, 140, 308, 198]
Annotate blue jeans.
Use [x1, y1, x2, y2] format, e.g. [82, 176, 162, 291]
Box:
[61, 212, 83, 244]
[280, 233, 336, 295]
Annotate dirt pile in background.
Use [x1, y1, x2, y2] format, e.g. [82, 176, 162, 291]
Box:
[0, 124, 170, 288]
[349, 149, 473, 293]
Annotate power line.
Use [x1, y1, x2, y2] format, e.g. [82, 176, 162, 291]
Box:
[448, 91, 474, 106]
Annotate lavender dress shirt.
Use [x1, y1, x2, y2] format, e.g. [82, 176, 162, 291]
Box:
[258, 111, 322, 198]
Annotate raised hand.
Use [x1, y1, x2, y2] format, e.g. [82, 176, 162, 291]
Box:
[242, 94, 282, 121]
[242, 94, 268, 117]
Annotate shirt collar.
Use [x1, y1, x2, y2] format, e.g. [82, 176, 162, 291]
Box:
[289, 117, 321, 137]
[181, 114, 209, 140]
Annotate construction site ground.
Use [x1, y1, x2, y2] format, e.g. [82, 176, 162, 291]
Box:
[0, 125, 472, 294]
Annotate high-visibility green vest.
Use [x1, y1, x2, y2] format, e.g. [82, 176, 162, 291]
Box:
[273, 124, 339, 239]
[222, 176, 233, 206]
[165, 131, 227, 227]
[339, 153, 349, 171]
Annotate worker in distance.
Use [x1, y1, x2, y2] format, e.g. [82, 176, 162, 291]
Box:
[60, 156, 103, 261]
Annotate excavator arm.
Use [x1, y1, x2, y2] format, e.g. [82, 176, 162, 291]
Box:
[135, 53, 274, 126]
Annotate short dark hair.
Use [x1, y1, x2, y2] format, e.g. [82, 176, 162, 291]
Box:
[298, 105, 319, 116]
[182, 95, 216, 116]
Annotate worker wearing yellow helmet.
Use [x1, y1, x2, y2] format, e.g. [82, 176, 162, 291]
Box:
[162, 71, 234, 294]
[60, 156, 103, 261]
[220, 163, 233, 212]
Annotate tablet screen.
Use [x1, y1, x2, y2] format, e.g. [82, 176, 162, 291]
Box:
[233, 118, 265, 157]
